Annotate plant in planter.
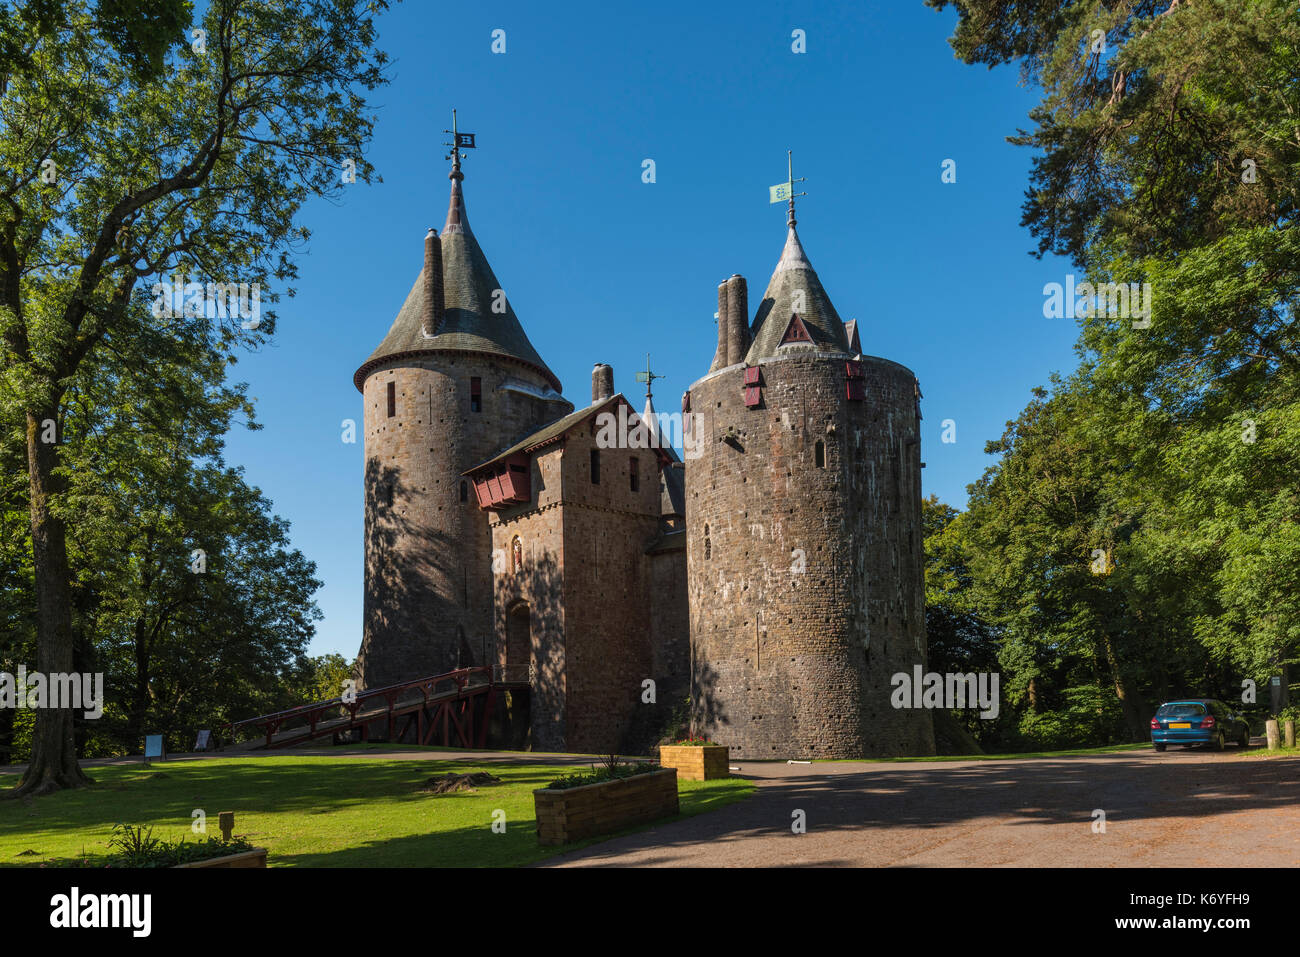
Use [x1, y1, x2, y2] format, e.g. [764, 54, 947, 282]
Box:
[533, 752, 678, 845]
[100, 823, 267, 869]
[546, 752, 661, 790]
[658, 735, 729, 780]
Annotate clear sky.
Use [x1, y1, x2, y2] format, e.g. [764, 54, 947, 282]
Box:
[220, 0, 1080, 660]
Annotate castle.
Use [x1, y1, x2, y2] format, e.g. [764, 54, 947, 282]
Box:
[353, 149, 935, 759]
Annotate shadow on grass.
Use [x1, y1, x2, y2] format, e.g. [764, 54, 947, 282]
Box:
[0, 759, 553, 860]
[275, 778, 757, 868]
[0, 756, 756, 868]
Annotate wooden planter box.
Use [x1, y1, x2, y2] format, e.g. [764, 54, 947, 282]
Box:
[658, 744, 729, 781]
[174, 847, 267, 869]
[534, 768, 678, 846]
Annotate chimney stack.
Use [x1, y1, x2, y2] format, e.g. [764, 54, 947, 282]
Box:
[421, 228, 444, 338]
[592, 363, 614, 403]
[710, 281, 730, 372]
[724, 275, 749, 366]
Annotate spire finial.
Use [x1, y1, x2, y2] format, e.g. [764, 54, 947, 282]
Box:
[443, 108, 476, 181]
[635, 353, 664, 399]
[769, 150, 807, 227]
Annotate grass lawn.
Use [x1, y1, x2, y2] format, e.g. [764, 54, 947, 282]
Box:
[1240, 744, 1300, 760]
[0, 754, 755, 867]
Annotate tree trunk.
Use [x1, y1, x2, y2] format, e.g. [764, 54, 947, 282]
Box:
[0, 707, 14, 765]
[129, 614, 150, 747]
[9, 410, 92, 796]
[1098, 632, 1148, 742]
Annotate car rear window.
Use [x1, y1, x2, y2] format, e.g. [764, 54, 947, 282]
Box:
[1157, 703, 1207, 717]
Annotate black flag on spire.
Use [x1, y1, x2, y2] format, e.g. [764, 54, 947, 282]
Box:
[443, 109, 476, 162]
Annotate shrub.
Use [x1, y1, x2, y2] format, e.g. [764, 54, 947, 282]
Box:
[99, 823, 255, 868]
[546, 755, 661, 790]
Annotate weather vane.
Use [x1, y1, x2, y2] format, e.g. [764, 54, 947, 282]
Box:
[634, 353, 664, 398]
[443, 108, 477, 168]
[768, 150, 807, 226]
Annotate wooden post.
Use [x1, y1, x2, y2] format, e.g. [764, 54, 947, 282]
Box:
[1265, 719, 1280, 750]
[219, 811, 234, 841]
[1286, 719, 1296, 749]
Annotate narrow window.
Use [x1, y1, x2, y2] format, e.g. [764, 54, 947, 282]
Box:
[383, 481, 394, 507]
[629, 456, 639, 492]
[590, 448, 600, 485]
[704, 523, 711, 561]
[815, 440, 825, 468]
[459, 481, 468, 503]
[386, 381, 396, 418]
[470, 377, 482, 413]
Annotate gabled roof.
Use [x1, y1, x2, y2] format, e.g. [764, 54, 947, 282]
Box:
[464, 393, 674, 476]
[780, 314, 813, 344]
[464, 396, 621, 475]
[746, 224, 851, 362]
[354, 171, 562, 393]
[843, 319, 861, 355]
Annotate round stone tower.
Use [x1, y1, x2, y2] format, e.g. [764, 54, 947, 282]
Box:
[684, 200, 935, 759]
[353, 156, 570, 689]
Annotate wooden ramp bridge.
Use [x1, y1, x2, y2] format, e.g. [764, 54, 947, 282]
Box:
[227, 666, 530, 751]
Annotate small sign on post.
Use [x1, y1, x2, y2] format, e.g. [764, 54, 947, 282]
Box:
[194, 729, 212, 752]
[1270, 675, 1288, 714]
[144, 734, 165, 764]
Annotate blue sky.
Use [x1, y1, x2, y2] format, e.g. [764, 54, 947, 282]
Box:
[221, 0, 1081, 659]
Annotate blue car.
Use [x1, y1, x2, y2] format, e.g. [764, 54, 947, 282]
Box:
[1150, 699, 1250, 751]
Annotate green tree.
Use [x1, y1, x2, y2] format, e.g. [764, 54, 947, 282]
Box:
[922, 496, 1003, 750]
[0, 0, 390, 794]
[962, 379, 1159, 741]
[934, 0, 1300, 709]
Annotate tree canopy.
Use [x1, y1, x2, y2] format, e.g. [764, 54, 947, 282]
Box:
[926, 0, 1300, 749]
[0, 0, 390, 793]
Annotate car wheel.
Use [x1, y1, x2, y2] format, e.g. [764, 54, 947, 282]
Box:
[1153, 743, 1166, 752]
[1239, 729, 1250, 748]
[1213, 731, 1225, 751]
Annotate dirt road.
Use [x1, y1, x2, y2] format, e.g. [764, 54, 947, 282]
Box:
[541, 745, 1300, 867]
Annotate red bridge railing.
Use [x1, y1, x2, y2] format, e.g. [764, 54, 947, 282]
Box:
[228, 666, 520, 750]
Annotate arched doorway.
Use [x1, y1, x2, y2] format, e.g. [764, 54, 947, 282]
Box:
[501, 601, 533, 749]
[506, 601, 531, 683]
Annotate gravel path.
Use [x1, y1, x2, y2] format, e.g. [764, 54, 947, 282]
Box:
[539, 743, 1300, 867]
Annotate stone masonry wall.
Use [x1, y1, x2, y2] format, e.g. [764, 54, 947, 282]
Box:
[356, 354, 568, 690]
[649, 543, 690, 717]
[685, 351, 935, 759]
[558, 420, 662, 754]
[489, 447, 566, 751]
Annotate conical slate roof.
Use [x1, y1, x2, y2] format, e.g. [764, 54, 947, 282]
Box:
[745, 223, 851, 363]
[353, 172, 562, 392]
